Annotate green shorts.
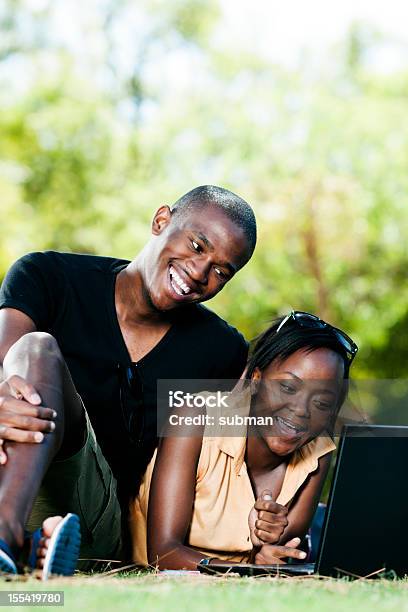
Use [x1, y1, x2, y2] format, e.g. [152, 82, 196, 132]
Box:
[27, 407, 122, 564]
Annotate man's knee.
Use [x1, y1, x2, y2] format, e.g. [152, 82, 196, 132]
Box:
[4, 332, 63, 365]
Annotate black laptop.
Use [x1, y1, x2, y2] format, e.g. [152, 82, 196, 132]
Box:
[198, 425, 408, 578]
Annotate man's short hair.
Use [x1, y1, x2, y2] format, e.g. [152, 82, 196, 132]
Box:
[171, 185, 257, 256]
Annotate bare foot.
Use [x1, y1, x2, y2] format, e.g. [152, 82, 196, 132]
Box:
[33, 516, 63, 569]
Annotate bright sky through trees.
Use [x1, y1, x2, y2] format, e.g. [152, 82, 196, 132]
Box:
[219, 0, 408, 71]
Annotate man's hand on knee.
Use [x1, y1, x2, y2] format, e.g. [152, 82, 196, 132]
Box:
[0, 375, 57, 464]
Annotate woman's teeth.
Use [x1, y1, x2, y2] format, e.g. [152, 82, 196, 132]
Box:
[169, 266, 191, 296]
[276, 416, 304, 435]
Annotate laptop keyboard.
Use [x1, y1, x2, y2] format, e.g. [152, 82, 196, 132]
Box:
[277, 562, 315, 575]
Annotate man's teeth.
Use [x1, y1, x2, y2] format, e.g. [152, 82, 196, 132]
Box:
[169, 267, 191, 295]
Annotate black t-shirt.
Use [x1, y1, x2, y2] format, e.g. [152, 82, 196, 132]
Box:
[0, 251, 248, 495]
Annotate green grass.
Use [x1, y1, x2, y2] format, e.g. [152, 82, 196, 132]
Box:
[2, 574, 408, 612]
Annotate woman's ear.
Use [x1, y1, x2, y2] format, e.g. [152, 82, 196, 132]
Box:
[152, 205, 172, 235]
[250, 367, 262, 395]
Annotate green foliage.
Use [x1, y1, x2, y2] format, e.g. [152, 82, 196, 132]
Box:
[1, 1, 407, 379]
[150, 0, 219, 44]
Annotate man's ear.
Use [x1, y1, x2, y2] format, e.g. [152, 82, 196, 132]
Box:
[152, 205, 172, 235]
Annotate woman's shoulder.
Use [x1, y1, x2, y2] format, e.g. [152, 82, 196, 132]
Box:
[294, 434, 336, 471]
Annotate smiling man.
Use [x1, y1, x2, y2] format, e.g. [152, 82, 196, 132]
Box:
[0, 185, 256, 571]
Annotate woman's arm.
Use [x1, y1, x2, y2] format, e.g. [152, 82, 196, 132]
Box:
[278, 451, 333, 544]
[147, 432, 308, 569]
[147, 431, 209, 569]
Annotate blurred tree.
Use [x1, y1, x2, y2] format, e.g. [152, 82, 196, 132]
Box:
[0, 2, 407, 381]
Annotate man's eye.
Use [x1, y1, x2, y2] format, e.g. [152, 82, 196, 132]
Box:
[191, 240, 202, 252]
[214, 267, 227, 279]
[280, 382, 296, 394]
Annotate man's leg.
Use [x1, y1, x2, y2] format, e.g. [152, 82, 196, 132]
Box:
[0, 332, 85, 557]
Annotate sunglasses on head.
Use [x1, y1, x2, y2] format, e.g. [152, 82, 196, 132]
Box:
[276, 310, 358, 363]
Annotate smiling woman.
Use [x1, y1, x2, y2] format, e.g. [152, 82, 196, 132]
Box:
[129, 311, 358, 569]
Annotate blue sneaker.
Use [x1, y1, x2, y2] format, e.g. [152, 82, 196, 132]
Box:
[29, 513, 81, 580]
[0, 539, 17, 575]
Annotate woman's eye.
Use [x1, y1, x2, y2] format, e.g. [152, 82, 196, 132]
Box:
[280, 382, 296, 394]
[191, 240, 202, 252]
[314, 400, 333, 411]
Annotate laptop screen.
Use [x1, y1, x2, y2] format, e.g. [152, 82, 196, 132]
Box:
[316, 424, 408, 578]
